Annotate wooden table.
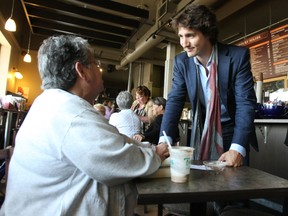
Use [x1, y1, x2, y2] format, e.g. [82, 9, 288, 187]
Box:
[135, 165, 288, 215]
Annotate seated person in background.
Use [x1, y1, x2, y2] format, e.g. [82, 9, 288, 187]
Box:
[103, 99, 115, 120]
[134, 97, 166, 144]
[93, 103, 106, 116]
[1, 35, 169, 216]
[131, 85, 154, 132]
[109, 91, 141, 138]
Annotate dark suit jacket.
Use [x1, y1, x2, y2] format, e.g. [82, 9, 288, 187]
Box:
[160, 43, 258, 152]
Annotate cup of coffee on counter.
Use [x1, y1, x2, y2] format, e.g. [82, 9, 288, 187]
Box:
[169, 146, 194, 183]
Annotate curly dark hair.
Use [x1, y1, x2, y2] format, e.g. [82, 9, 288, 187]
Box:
[171, 4, 218, 44]
[135, 85, 151, 98]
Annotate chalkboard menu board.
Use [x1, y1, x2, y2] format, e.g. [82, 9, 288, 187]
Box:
[236, 23, 288, 80]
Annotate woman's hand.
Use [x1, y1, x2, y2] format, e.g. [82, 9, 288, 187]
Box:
[133, 134, 144, 141]
[139, 115, 150, 124]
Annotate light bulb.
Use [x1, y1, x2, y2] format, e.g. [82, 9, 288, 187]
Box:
[23, 53, 32, 63]
[14, 72, 23, 79]
[5, 18, 16, 32]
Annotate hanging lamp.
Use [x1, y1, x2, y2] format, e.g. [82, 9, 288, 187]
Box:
[23, 31, 32, 63]
[13, 67, 23, 79]
[5, 0, 16, 32]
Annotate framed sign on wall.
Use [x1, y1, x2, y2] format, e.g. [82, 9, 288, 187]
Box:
[262, 75, 287, 101]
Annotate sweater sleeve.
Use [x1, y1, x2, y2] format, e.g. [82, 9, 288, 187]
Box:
[62, 109, 161, 186]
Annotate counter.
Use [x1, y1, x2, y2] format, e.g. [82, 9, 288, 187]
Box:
[250, 118, 288, 211]
[251, 119, 288, 180]
[178, 119, 288, 150]
[254, 119, 288, 124]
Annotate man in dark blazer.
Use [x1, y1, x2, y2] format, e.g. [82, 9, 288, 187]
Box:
[159, 4, 258, 167]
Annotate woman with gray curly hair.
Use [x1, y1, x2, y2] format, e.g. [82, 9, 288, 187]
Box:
[109, 91, 141, 138]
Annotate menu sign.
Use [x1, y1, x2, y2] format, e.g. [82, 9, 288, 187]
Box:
[236, 23, 288, 80]
[270, 24, 288, 76]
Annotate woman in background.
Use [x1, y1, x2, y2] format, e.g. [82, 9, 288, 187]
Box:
[103, 99, 115, 120]
[133, 97, 166, 144]
[131, 85, 154, 132]
[93, 103, 106, 116]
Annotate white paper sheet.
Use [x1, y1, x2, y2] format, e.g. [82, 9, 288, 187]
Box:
[190, 164, 212, 170]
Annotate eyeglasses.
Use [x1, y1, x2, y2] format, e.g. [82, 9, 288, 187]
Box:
[96, 60, 101, 68]
[89, 59, 101, 68]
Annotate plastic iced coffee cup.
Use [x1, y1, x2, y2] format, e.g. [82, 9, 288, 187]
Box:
[169, 146, 194, 183]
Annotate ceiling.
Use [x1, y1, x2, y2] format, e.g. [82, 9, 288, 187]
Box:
[21, 0, 163, 67]
[19, 0, 264, 70]
[10, 0, 287, 93]
[21, 0, 286, 70]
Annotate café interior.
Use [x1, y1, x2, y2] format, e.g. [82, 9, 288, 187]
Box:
[0, 0, 288, 215]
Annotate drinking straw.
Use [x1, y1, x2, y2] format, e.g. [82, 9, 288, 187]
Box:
[163, 130, 172, 149]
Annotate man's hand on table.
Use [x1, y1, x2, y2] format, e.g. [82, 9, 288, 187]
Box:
[155, 143, 169, 161]
[218, 150, 243, 167]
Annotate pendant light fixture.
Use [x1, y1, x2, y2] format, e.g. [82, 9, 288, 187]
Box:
[13, 67, 23, 79]
[23, 31, 32, 63]
[5, 0, 16, 32]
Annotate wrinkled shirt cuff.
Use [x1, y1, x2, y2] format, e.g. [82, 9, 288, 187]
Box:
[230, 143, 246, 157]
[159, 135, 173, 145]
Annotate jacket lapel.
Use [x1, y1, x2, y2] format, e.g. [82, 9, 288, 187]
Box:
[185, 57, 197, 112]
[217, 44, 230, 107]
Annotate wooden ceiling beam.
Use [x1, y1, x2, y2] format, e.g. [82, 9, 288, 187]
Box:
[73, 0, 149, 19]
[30, 18, 126, 44]
[26, 6, 132, 37]
[23, 0, 141, 28]
[33, 27, 123, 49]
